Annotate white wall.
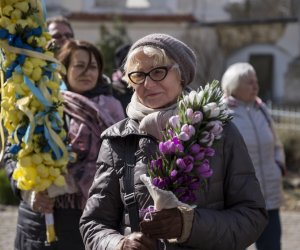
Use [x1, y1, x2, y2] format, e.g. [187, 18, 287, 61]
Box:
[226, 44, 292, 102]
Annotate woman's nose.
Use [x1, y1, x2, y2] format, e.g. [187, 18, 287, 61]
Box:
[143, 76, 156, 88]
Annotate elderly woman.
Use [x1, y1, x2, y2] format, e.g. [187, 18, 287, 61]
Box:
[80, 34, 267, 250]
[221, 62, 286, 250]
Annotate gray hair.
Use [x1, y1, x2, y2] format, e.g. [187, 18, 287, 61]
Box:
[221, 62, 256, 97]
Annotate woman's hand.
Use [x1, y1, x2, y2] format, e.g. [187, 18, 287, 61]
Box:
[32, 191, 55, 213]
[140, 207, 183, 239]
[117, 232, 156, 250]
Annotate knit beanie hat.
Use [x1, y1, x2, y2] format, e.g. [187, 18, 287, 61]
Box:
[129, 33, 197, 86]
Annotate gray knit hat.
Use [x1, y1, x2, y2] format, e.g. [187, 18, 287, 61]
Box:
[129, 33, 197, 86]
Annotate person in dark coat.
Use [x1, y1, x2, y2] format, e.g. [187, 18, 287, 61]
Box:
[79, 33, 268, 250]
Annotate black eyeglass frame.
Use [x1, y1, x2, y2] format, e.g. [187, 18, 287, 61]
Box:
[128, 65, 175, 85]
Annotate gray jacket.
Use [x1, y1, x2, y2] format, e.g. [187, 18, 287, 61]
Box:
[227, 98, 285, 210]
[80, 118, 267, 250]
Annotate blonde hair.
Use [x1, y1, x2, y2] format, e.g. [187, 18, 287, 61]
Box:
[122, 46, 181, 86]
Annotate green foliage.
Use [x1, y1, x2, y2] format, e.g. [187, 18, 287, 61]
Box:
[96, 16, 131, 77]
[0, 168, 19, 205]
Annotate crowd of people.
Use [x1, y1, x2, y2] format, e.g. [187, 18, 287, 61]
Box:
[2, 14, 287, 250]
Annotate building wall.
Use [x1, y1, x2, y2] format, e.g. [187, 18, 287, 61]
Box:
[44, 0, 300, 104]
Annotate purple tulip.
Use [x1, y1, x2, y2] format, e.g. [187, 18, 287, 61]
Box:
[196, 160, 213, 178]
[172, 137, 184, 153]
[186, 108, 203, 125]
[207, 120, 223, 139]
[179, 124, 196, 141]
[152, 177, 168, 189]
[199, 131, 214, 147]
[192, 111, 203, 124]
[150, 158, 163, 171]
[169, 115, 180, 129]
[205, 147, 215, 157]
[170, 169, 178, 181]
[189, 180, 201, 190]
[159, 140, 174, 154]
[174, 187, 186, 197]
[180, 190, 196, 203]
[189, 143, 200, 154]
[188, 177, 201, 189]
[176, 155, 194, 173]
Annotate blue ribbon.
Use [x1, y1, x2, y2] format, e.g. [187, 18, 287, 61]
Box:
[21, 75, 52, 108]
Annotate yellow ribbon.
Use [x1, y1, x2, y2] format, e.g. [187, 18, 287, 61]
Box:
[0, 41, 66, 75]
[15, 96, 35, 146]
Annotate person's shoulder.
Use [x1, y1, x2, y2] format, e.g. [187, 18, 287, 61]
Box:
[101, 118, 140, 139]
[222, 120, 243, 139]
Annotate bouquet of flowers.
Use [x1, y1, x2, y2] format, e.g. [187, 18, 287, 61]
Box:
[140, 80, 232, 211]
[0, 0, 71, 244]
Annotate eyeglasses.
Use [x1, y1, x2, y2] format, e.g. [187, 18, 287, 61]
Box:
[128, 65, 175, 85]
[52, 33, 74, 40]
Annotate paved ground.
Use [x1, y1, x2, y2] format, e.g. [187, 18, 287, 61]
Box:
[1, 205, 300, 250]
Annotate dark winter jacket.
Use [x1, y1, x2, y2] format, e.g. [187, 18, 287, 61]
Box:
[4, 91, 125, 250]
[80, 118, 268, 250]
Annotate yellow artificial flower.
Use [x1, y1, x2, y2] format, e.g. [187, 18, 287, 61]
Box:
[14, 1, 29, 13]
[19, 155, 32, 167]
[36, 36, 47, 47]
[36, 164, 49, 178]
[7, 83, 16, 96]
[13, 165, 37, 190]
[18, 148, 31, 158]
[10, 8, 22, 20]
[30, 57, 47, 68]
[1, 97, 10, 110]
[12, 72, 23, 84]
[3, 0, 21, 5]
[0, 16, 11, 28]
[25, 17, 38, 28]
[14, 84, 26, 96]
[6, 23, 16, 34]
[31, 66, 42, 81]
[22, 59, 33, 76]
[32, 154, 43, 165]
[16, 19, 29, 29]
[2, 5, 14, 16]
[49, 167, 60, 178]
[54, 175, 65, 187]
[36, 178, 51, 192]
[42, 153, 55, 165]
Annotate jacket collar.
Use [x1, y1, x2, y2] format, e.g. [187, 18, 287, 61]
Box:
[101, 118, 149, 139]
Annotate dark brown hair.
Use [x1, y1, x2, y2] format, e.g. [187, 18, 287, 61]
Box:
[56, 39, 104, 87]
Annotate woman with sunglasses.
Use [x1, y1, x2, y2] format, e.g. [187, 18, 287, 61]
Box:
[80, 33, 267, 250]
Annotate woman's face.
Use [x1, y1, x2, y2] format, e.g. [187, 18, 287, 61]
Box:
[128, 52, 182, 109]
[234, 73, 259, 103]
[67, 49, 99, 94]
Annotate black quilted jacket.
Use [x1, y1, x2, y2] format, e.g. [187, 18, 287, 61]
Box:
[80, 118, 268, 250]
